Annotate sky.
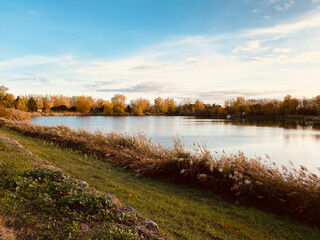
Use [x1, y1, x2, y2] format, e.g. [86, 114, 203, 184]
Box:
[0, 0, 320, 104]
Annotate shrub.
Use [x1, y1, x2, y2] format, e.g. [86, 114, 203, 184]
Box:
[0, 106, 29, 120]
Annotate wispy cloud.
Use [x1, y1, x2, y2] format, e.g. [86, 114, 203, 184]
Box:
[243, 9, 320, 37]
[0, 55, 75, 71]
[274, 0, 295, 11]
[233, 40, 269, 53]
[11, 73, 48, 83]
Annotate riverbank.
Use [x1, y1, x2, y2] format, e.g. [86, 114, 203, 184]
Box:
[1, 118, 320, 228]
[0, 128, 319, 239]
[0, 134, 160, 239]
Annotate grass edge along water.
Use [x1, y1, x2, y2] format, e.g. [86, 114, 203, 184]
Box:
[0, 118, 319, 227]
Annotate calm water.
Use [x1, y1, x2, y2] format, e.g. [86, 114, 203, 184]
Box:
[31, 116, 320, 173]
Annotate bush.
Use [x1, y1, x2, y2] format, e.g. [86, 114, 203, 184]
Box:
[51, 105, 69, 112]
[0, 106, 29, 120]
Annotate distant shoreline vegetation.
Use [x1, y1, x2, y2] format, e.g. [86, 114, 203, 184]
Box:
[1, 85, 320, 120]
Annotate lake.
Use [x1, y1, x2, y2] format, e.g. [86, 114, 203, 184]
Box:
[31, 116, 320, 173]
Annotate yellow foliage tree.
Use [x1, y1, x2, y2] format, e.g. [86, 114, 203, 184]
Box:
[194, 99, 205, 113]
[131, 98, 150, 116]
[103, 101, 113, 115]
[111, 94, 126, 114]
[75, 96, 93, 113]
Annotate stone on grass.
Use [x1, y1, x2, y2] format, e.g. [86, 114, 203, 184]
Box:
[106, 193, 122, 210]
[122, 205, 139, 215]
[144, 218, 159, 229]
[47, 165, 63, 172]
[72, 178, 89, 187]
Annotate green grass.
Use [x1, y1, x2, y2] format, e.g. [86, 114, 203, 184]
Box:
[1, 127, 319, 240]
[0, 136, 159, 240]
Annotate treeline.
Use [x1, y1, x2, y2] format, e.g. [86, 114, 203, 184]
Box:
[1, 85, 320, 117]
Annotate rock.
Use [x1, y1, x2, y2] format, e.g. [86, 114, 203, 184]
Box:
[122, 205, 139, 215]
[47, 165, 63, 172]
[106, 194, 122, 210]
[72, 178, 89, 187]
[144, 218, 159, 229]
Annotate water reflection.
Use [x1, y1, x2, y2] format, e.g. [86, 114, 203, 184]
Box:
[31, 116, 320, 173]
[228, 118, 319, 130]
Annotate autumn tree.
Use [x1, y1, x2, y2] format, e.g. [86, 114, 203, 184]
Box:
[52, 95, 71, 107]
[154, 97, 162, 114]
[194, 99, 205, 113]
[15, 96, 28, 111]
[281, 95, 299, 115]
[75, 96, 93, 113]
[103, 101, 113, 115]
[42, 97, 51, 112]
[111, 94, 126, 115]
[0, 86, 15, 108]
[167, 98, 176, 114]
[131, 98, 150, 116]
[93, 98, 107, 112]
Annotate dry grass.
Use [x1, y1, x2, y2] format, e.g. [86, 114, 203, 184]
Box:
[29, 111, 89, 117]
[0, 118, 319, 227]
[0, 107, 29, 120]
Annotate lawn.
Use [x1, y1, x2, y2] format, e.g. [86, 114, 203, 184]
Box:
[1, 127, 319, 240]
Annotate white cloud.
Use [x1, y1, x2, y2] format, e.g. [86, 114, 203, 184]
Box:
[233, 40, 269, 53]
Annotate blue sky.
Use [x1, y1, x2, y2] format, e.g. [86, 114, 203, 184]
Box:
[1, 0, 320, 103]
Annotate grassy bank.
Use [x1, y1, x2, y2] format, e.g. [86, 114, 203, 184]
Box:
[1, 119, 319, 227]
[1, 127, 320, 239]
[0, 135, 161, 239]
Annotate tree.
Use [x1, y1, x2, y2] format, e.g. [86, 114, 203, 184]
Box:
[131, 98, 150, 116]
[154, 97, 162, 114]
[0, 86, 15, 108]
[15, 96, 28, 111]
[103, 101, 113, 115]
[111, 94, 126, 114]
[167, 98, 176, 114]
[0, 86, 8, 99]
[27, 97, 38, 112]
[1, 93, 15, 108]
[282, 95, 299, 115]
[93, 98, 107, 113]
[194, 99, 205, 113]
[75, 96, 93, 113]
[42, 97, 51, 112]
